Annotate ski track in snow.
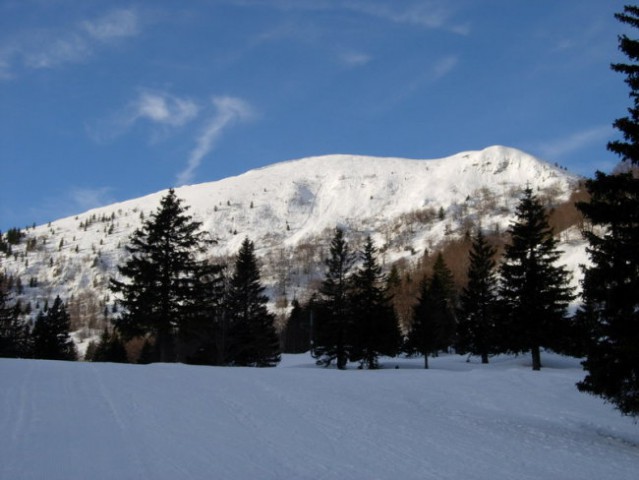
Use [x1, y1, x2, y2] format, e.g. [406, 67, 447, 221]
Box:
[1, 354, 638, 480]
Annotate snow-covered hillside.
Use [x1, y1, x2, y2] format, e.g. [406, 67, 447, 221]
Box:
[1, 354, 637, 480]
[1, 145, 584, 334]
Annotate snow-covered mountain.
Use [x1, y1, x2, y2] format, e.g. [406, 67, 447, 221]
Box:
[1, 145, 584, 337]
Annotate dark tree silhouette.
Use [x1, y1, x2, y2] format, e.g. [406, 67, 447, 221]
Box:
[110, 189, 210, 362]
[577, 5, 639, 416]
[32, 296, 77, 361]
[498, 188, 573, 371]
[457, 230, 498, 364]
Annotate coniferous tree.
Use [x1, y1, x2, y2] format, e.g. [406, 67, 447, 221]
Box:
[457, 230, 498, 363]
[225, 238, 280, 367]
[110, 189, 210, 363]
[282, 299, 311, 354]
[32, 296, 77, 361]
[405, 253, 456, 368]
[0, 276, 31, 358]
[91, 328, 128, 363]
[498, 188, 573, 371]
[405, 276, 436, 369]
[350, 237, 401, 369]
[313, 227, 355, 369]
[577, 5, 639, 416]
[182, 262, 228, 365]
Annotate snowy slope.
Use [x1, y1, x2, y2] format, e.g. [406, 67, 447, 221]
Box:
[1, 146, 584, 331]
[1, 354, 638, 480]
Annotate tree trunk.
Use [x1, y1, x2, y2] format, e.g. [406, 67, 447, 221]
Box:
[424, 353, 429, 369]
[531, 345, 541, 371]
[481, 352, 489, 364]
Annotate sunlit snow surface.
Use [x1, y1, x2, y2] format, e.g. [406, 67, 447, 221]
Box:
[1, 353, 637, 480]
[0, 354, 639, 480]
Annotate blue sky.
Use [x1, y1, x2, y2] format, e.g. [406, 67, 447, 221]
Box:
[0, 0, 631, 231]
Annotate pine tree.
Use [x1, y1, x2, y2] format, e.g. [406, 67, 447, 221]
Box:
[110, 189, 210, 363]
[0, 275, 31, 358]
[282, 299, 311, 354]
[313, 227, 355, 369]
[576, 5, 639, 416]
[32, 296, 77, 361]
[350, 237, 401, 369]
[91, 328, 128, 363]
[457, 230, 498, 363]
[498, 188, 573, 371]
[405, 254, 456, 368]
[225, 238, 280, 367]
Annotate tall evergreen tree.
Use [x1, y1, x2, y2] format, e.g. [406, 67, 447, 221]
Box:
[405, 254, 456, 369]
[350, 237, 401, 369]
[90, 328, 128, 363]
[282, 299, 312, 354]
[225, 238, 280, 367]
[110, 189, 210, 362]
[32, 296, 77, 361]
[577, 5, 639, 416]
[457, 230, 498, 364]
[313, 227, 355, 369]
[0, 275, 31, 358]
[498, 188, 573, 371]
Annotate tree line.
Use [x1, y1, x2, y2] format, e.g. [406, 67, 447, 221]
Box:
[1, 5, 638, 417]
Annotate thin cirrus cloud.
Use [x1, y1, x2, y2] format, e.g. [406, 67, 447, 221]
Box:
[92, 92, 255, 186]
[537, 125, 613, 159]
[0, 8, 139, 78]
[176, 96, 255, 186]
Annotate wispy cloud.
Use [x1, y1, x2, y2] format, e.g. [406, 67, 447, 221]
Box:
[338, 51, 371, 68]
[69, 187, 115, 212]
[176, 96, 255, 186]
[81, 9, 139, 42]
[0, 8, 140, 79]
[131, 91, 199, 127]
[538, 125, 613, 159]
[227, 0, 468, 33]
[89, 90, 199, 142]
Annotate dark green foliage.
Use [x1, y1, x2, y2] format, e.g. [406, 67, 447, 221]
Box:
[282, 299, 311, 354]
[32, 296, 77, 361]
[181, 263, 228, 366]
[225, 238, 280, 367]
[576, 6, 639, 416]
[349, 237, 401, 369]
[110, 189, 210, 363]
[405, 254, 457, 368]
[90, 328, 128, 363]
[457, 230, 498, 363]
[313, 228, 355, 369]
[0, 276, 31, 358]
[4, 227, 24, 245]
[497, 188, 573, 370]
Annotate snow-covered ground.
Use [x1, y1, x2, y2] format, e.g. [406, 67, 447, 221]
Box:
[1, 353, 637, 479]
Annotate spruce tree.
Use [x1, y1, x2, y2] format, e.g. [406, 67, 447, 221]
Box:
[313, 227, 355, 369]
[225, 237, 280, 367]
[576, 5, 639, 416]
[282, 299, 311, 354]
[0, 276, 31, 358]
[32, 296, 77, 361]
[110, 189, 210, 362]
[91, 328, 128, 363]
[349, 237, 401, 369]
[405, 254, 456, 369]
[498, 188, 573, 371]
[457, 230, 498, 364]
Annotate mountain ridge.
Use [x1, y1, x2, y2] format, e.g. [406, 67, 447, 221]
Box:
[1, 145, 584, 342]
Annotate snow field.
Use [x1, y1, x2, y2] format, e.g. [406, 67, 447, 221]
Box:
[1, 353, 638, 480]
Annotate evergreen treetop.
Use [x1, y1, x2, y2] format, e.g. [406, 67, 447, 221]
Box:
[498, 188, 573, 370]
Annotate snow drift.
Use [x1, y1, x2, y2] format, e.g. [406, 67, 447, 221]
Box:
[1, 354, 637, 480]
